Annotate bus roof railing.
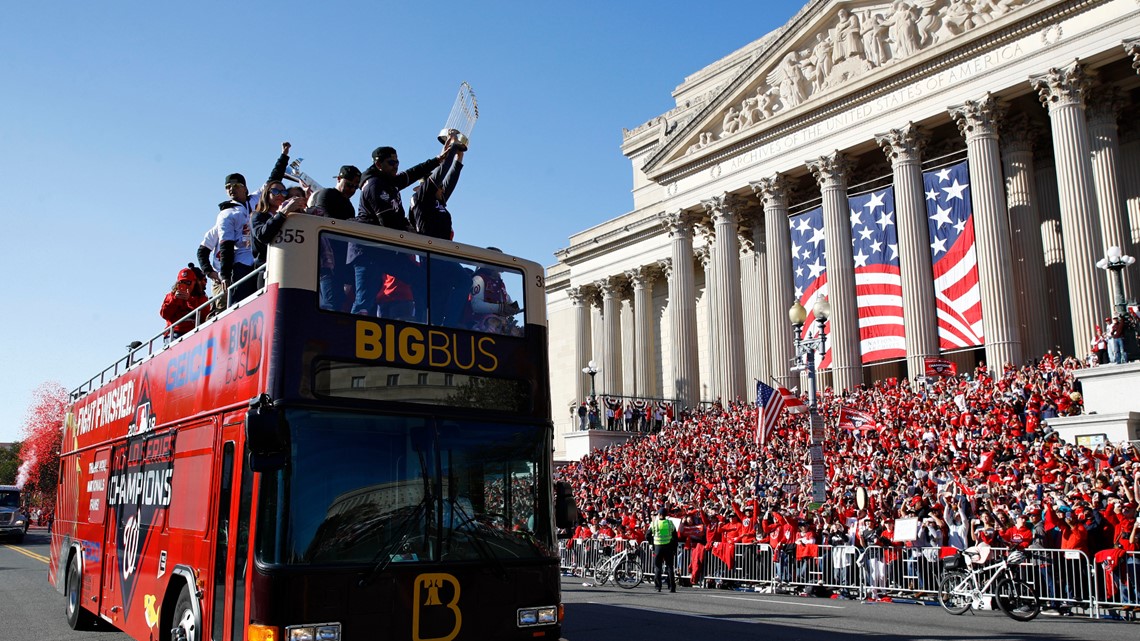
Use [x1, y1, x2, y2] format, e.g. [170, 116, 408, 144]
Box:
[70, 265, 267, 401]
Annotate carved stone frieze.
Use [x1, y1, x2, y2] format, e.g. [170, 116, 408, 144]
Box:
[685, 0, 1039, 147]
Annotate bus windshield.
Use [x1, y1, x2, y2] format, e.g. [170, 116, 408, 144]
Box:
[258, 409, 555, 567]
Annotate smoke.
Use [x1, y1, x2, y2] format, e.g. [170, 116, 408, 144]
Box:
[16, 455, 35, 490]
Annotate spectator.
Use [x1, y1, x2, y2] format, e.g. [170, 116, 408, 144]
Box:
[160, 265, 209, 339]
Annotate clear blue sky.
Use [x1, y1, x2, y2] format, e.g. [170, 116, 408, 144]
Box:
[0, 0, 802, 442]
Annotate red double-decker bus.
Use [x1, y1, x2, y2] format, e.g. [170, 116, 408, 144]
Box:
[50, 213, 575, 641]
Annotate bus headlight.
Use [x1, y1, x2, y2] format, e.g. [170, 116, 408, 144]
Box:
[286, 623, 340, 641]
[517, 606, 558, 627]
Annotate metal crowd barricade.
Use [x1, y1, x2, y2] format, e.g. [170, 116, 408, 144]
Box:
[559, 539, 1117, 618]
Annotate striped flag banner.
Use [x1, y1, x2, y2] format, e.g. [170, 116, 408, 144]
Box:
[789, 205, 832, 369]
[848, 186, 906, 363]
[778, 385, 809, 414]
[923, 161, 984, 349]
[837, 406, 876, 431]
[756, 381, 785, 447]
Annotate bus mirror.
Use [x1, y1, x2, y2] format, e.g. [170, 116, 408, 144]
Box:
[554, 480, 577, 529]
[245, 401, 285, 472]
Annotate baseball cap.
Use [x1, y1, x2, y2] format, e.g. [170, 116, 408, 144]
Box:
[371, 146, 396, 161]
[177, 268, 196, 283]
[338, 165, 361, 180]
[224, 173, 246, 187]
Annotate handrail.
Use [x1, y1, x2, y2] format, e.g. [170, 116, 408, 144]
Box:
[70, 265, 267, 401]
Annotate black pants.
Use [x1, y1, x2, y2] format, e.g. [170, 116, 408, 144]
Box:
[228, 262, 257, 305]
[654, 543, 677, 591]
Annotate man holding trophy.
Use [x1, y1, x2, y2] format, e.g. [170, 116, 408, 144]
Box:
[347, 82, 478, 318]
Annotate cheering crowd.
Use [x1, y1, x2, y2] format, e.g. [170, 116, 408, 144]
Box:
[557, 352, 1140, 605]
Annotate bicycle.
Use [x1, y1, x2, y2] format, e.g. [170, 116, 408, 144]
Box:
[590, 541, 644, 589]
[937, 547, 1040, 622]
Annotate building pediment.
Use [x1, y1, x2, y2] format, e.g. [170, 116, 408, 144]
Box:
[643, 0, 1042, 177]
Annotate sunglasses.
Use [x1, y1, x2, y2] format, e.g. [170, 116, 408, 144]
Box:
[225, 183, 244, 189]
[385, 159, 400, 167]
[269, 188, 288, 196]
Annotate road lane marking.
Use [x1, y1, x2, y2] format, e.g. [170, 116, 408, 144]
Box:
[2, 544, 50, 563]
[706, 594, 846, 609]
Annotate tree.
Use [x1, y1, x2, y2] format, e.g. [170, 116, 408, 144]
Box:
[0, 441, 21, 485]
[18, 382, 67, 507]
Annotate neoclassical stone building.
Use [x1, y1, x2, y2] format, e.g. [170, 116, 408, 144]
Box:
[546, 0, 1140, 457]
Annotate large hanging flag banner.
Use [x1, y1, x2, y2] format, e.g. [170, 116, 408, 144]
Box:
[923, 161, 984, 349]
[789, 206, 831, 368]
[848, 186, 905, 364]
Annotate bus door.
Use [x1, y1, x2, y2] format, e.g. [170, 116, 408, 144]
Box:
[211, 419, 253, 641]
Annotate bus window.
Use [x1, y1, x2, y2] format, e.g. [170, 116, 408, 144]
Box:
[313, 361, 531, 413]
[256, 410, 554, 567]
[318, 231, 526, 337]
[321, 233, 427, 322]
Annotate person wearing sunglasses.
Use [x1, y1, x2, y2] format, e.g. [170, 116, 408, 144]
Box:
[251, 179, 306, 267]
[215, 142, 291, 304]
[348, 138, 456, 316]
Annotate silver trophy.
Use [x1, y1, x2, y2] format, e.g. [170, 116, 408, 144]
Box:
[285, 157, 322, 192]
[437, 81, 479, 151]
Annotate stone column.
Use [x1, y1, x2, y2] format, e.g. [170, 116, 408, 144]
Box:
[1088, 84, 1132, 302]
[1120, 123, 1140, 294]
[1031, 63, 1108, 353]
[589, 289, 604, 379]
[703, 193, 747, 401]
[738, 210, 770, 399]
[807, 152, 862, 393]
[660, 211, 701, 407]
[566, 286, 593, 402]
[875, 123, 940, 379]
[625, 265, 657, 398]
[695, 244, 719, 402]
[1000, 114, 1054, 361]
[598, 275, 625, 397]
[1035, 161, 1074, 356]
[751, 175, 796, 389]
[948, 94, 1023, 367]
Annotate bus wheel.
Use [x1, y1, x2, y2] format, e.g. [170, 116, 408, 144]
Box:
[171, 586, 199, 641]
[66, 558, 96, 630]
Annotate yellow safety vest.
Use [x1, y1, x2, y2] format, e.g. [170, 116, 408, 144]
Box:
[653, 517, 675, 545]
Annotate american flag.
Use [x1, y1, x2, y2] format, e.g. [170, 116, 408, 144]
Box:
[848, 186, 906, 363]
[789, 206, 831, 368]
[756, 381, 785, 447]
[923, 161, 984, 349]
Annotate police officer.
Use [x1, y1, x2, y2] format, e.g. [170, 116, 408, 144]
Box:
[650, 507, 678, 592]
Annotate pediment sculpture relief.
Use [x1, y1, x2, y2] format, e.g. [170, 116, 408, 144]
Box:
[685, 0, 1033, 155]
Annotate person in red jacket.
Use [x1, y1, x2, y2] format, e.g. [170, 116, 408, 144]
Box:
[160, 266, 209, 339]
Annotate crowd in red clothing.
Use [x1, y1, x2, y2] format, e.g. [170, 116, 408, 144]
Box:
[558, 354, 1140, 581]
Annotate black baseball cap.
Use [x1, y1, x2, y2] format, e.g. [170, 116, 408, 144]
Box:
[371, 146, 396, 162]
[224, 173, 246, 187]
[338, 165, 361, 179]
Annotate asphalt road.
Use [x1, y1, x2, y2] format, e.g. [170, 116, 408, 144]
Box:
[559, 576, 1138, 641]
[0, 528, 127, 641]
[3, 530, 1136, 641]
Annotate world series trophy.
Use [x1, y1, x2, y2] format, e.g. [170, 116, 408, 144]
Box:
[438, 81, 479, 151]
[285, 157, 322, 193]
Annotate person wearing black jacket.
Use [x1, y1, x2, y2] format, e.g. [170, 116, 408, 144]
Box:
[213, 142, 290, 305]
[411, 145, 467, 325]
[348, 140, 454, 316]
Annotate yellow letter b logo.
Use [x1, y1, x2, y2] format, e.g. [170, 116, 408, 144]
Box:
[413, 573, 461, 641]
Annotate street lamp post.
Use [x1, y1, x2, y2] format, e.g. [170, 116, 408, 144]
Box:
[1096, 245, 1136, 318]
[788, 296, 831, 411]
[582, 359, 600, 429]
[581, 359, 600, 402]
[1096, 246, 1137, 363]
[789, 295, 831, 509]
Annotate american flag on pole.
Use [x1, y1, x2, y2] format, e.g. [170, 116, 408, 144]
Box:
[848, 186, 906, 363]
[923, 161, 984, 349]
[789, 206, 831, 369]
[756, 381, 785, 447]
